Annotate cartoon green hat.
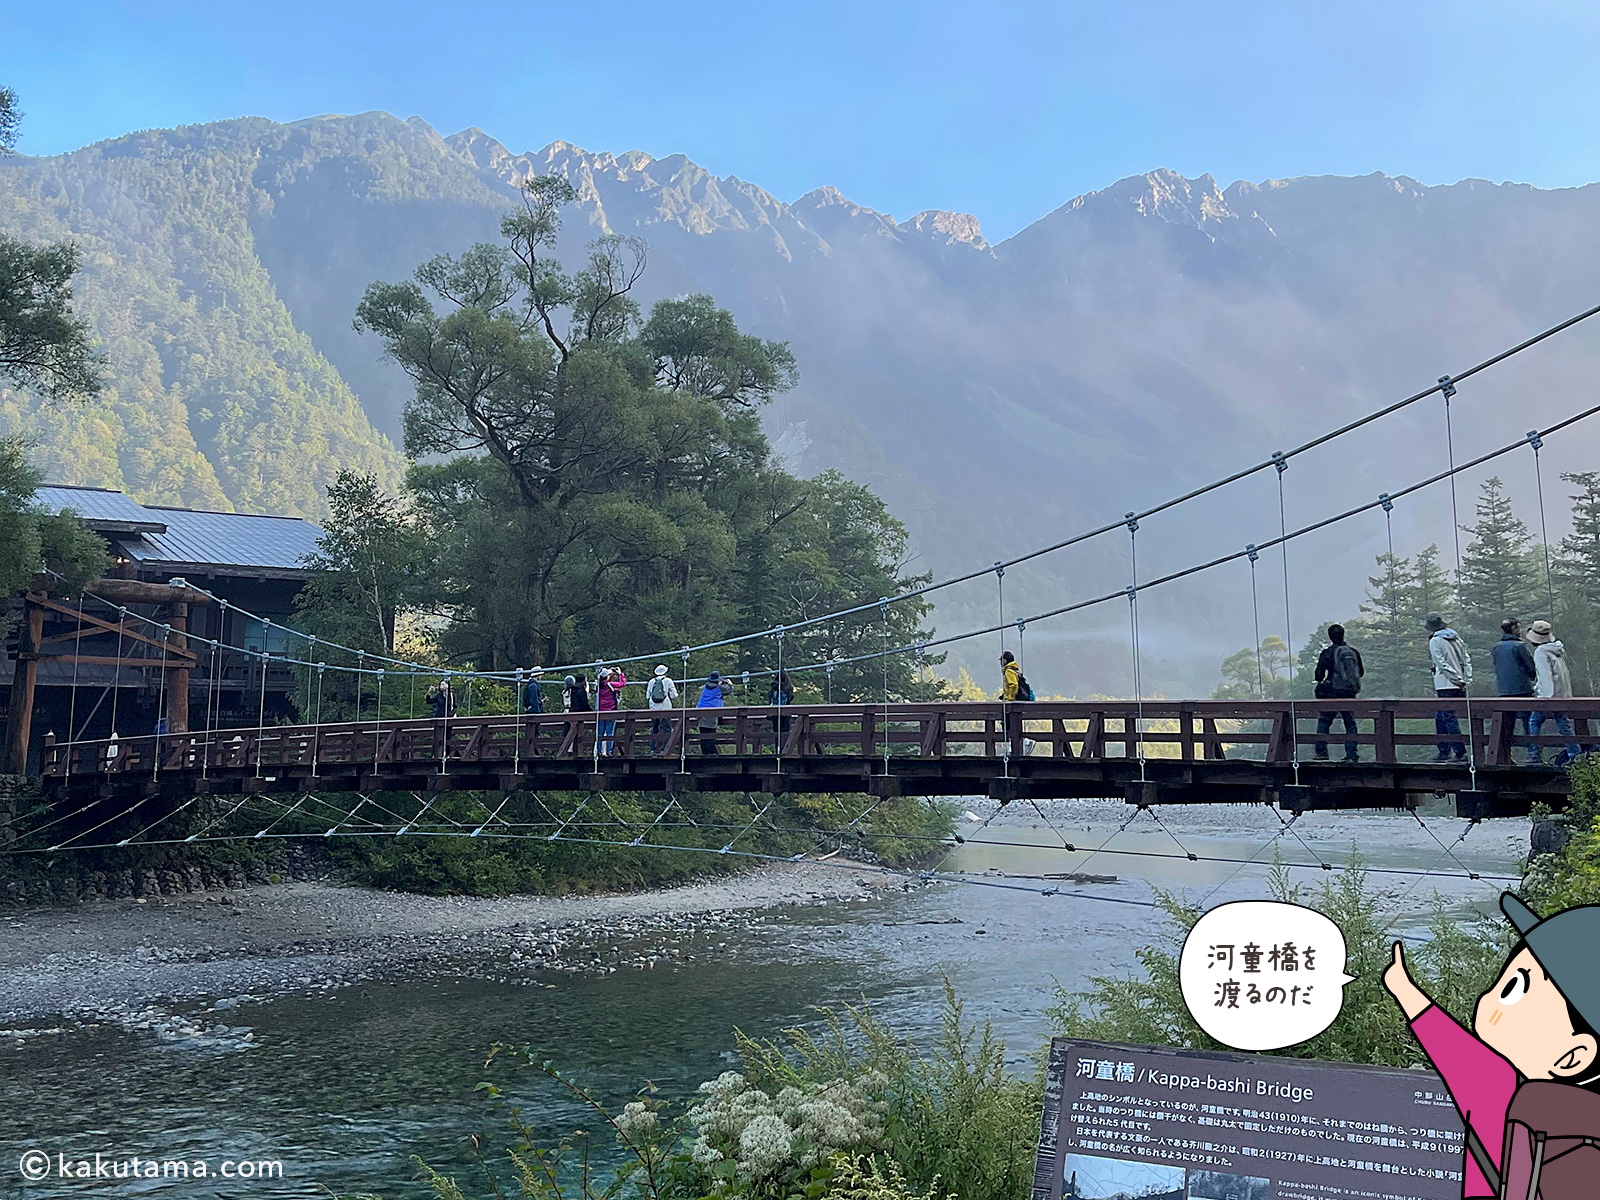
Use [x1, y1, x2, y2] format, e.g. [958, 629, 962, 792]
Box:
[1502, 892, 1600, 1030]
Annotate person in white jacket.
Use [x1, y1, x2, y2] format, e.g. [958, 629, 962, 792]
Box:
[1426, 613, 1472, 762]
[1526, 620, 1581, 765]
[645, 664, 679, 754]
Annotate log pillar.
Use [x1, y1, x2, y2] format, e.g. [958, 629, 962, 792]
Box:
[164, 602, 189, 733]
[3, 595, 46, 775]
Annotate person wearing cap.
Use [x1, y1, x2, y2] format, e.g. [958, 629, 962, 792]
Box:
[695, 671, 726, 756]
[1385, 894, 1600, 1197]
[522, 667, 546, 715]
[1426, 613, 1472, 762]
[1526, 620, 1580, 766]
[646, 664, 679, 754]
[1493, 617, 1538, 762]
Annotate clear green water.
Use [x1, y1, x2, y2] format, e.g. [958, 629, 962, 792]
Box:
[1, 810, 1525, 1198]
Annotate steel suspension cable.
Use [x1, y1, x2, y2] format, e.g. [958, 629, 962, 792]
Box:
[1528, 430, 1559, 615]
[1441, 378, 1480, 788]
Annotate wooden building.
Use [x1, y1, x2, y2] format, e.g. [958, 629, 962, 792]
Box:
[2, 486, 323, 773]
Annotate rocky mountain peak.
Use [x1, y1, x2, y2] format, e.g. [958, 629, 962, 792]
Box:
[897, 209, 989, 251]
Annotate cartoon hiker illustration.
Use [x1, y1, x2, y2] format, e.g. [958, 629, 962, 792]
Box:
[1383, 893, 1600, 1199]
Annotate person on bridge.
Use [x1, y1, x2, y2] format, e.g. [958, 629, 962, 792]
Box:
[1427, 613, 1472, 762]
[769, 670, 795, 750]
[522, 667, 546, 714]
[1494, 617, 1539, 763]
[1527, 620, 1581, 766]
[646, 665, 678, 753]
[1312, 623, 1363, 762]
[596, 665, 627, 755]
[696, 671, 726, 756]
[998, 651, 1037, 754]
[427, 679, 455, 720]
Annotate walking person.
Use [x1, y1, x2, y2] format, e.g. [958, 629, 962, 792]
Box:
[998, 650, 1037, 754]
[595, 665, 626, 755]
[1526, 620, 1582, 766]
[769, 670, 795, 752]
[1313, 623, 1364, 762]
[646, 664, 678, 754]
[1427, 613, 1472, 762]
[522, 667, 546, 714]
[1493, 617, 1538, 762]
[563, 672, 590, 745]
[696, 671, 726, 756]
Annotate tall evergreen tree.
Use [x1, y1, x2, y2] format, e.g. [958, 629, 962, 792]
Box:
[1557, 472, 1600, 695]
[1456, 477, 1540, 648]
[1355, 551, 1421, 696]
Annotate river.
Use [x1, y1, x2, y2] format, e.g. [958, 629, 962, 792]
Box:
[0, 801, 1528, 1197]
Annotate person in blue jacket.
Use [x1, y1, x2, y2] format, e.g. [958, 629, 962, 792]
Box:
[696, 671, 726, 756]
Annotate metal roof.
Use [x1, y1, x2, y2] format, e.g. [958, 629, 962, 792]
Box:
[38, 485, 324, 575]
[122, 506, 324, 574]
[33, 485, 167, 532]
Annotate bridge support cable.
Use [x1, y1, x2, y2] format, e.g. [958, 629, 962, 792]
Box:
[254, 651, 270, 778]
[880, 598, 892, 777]
[151, 624, 170, 783]
[108, 608, 126, 738]
[1126, 514, 1147, 782]
[1385, 816, 1483, 918]
[63, 597, 85, 781]
[470, 791, 521, 838]
[1440, 378, 1481, 789]
[995, 566, 1010, 778]
[776, 626, 785, 775]
[1201, 810, 1301, 906]
[719, 798, 776, 855]
[1246, 546, 1265, 701]
[1528, 430, 1559, 615]
[1272, 453, 1301, 786]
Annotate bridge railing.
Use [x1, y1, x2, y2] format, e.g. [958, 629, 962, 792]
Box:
[39, 697, 1600, 780]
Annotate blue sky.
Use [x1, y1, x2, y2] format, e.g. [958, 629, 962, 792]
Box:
[7, 1, 1600, 240]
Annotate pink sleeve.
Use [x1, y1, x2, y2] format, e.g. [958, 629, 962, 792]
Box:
[1411, 1005, 1519, 1187]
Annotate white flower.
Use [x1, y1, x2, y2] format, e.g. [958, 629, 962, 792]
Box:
[689, 1134, 724, 1166]
[738, 1113, 794, 1177]
[615, 1100, 658, 1139]
[698, 1071, 747, 1098]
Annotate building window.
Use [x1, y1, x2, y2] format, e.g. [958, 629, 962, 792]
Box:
[241, 617, 292, 656]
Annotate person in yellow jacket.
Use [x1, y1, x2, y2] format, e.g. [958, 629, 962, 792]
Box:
[999, 651, 1022, 700]
[998, 652, 1035, 754]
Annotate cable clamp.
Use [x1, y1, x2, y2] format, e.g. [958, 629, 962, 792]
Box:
[1015, 619, 1026, 633]
[1245, 543, 1259, 563]
[1378, 493, 1394, 513]
[774, 625, 785, 641]
[993, 561, 1005, 579]
[1125, 511, 1139, 533]
[317, 662, 326, 674]
[1527, 429, 1544, 451]
[1125, 585, 1137, 601]
[1272, 451, 1288, 475]
[1438, 375, 1457, 400]
[879, 596, 889, 613]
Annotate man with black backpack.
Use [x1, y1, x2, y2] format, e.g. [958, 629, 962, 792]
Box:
[646, 664, 678, 754]
[1312, 624, 1363, 762]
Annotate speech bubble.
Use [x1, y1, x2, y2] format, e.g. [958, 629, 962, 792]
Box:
[1179, 900, 1357, 1051]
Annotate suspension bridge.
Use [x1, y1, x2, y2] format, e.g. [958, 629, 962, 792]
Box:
[8, 304, 1600, 905]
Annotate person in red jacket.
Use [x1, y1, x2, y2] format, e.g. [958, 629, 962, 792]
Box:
[595, 665, 627, 755]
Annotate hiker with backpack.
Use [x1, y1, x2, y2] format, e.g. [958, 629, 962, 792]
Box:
[999, 651, 1037, 754]
[646, 664, 678, 754]
[1312, 623, 1363, 762]
[1385, 893, 1600, 1199]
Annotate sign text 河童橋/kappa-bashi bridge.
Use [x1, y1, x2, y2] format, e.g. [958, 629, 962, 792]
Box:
[40, 699, 1594, 819]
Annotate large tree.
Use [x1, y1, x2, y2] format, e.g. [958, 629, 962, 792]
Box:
[0, 86, 107, 625]
[1456, 476, 1540, 648]
[353, 178, 939, 699]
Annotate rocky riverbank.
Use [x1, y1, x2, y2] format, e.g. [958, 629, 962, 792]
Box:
[0, 860, 900, 1024]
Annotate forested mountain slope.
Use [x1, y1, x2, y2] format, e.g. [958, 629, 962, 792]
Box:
[6, 112, 1600, 689]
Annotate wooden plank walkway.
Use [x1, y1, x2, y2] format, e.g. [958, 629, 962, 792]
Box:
[40, 698, 1596, 817]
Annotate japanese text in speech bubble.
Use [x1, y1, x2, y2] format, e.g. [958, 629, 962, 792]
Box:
[1179, 900, 1357, 1050]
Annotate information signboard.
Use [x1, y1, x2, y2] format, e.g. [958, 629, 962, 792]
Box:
[1033, 1038, 1465, 1200]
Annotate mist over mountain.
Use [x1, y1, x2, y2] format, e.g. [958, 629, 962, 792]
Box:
[5, 111, 1600, 693]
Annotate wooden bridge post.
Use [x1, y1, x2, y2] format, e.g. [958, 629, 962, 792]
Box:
[1375, 707, 1395, 764]
[860, 706, 876, 760]
[3, 594, 44, 775]
[164, 603, 190, 733]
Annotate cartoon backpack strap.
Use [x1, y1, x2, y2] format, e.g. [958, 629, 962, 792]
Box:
[1465, 1124, 1502, 1197]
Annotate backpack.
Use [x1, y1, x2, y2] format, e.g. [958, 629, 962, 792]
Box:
[1468, 1080, 1600, 1200]
[1016, 674, 1035, 702]
[649, 676, 669, 704]
[1328, 644, 1361, 696]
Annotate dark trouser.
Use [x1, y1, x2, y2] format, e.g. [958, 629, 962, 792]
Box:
[1529, 711, 1581, 763]
[699, 723, 718, 755]
[649, 716, 671, 754]
[1315, 711, 1358, 761]
[1435, 688, 1466, 759]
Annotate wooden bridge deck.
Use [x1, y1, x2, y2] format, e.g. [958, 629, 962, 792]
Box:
[40, 699, 1593, 818]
